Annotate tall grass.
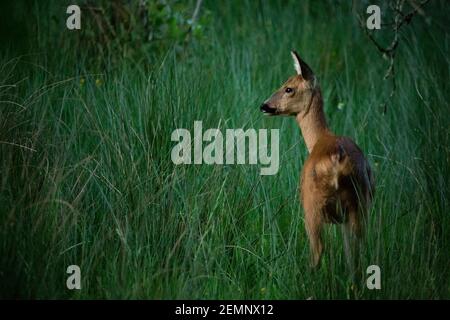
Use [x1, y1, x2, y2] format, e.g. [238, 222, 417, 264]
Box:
[0, 0, 449, 299]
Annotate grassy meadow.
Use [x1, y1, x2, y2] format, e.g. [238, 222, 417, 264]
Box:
[0, 0, 449, 299]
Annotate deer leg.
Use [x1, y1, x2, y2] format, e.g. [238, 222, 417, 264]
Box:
[342, 223, 353, 271]
[344, 209, 364, 279]
[304, 207, 324, 268]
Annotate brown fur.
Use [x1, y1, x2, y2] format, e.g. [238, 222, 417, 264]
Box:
[261, 51, 374, 268]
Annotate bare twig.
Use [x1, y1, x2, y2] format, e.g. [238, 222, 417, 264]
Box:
[191, 0, 203, 25]
[357, 0, 431, 113]
[183, 0, 204, 43]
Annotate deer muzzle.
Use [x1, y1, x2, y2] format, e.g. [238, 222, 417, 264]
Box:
[260, 103, 277, 115]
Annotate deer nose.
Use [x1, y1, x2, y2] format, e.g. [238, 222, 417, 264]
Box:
[260, 103, 275, 114]
[260, 103, 269, 112]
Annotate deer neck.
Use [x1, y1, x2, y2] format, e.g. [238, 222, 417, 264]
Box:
[295, 89, 330, 153]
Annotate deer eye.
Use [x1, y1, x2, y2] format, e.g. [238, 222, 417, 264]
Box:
[285, 87, 293, 93]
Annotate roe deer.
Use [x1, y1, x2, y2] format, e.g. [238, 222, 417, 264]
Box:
[260, 51, 374, 269]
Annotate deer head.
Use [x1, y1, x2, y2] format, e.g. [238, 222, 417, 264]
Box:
[260, 51, 318, 116]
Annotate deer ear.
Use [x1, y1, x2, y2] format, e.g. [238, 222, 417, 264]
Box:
[290, 50, 314, 80]
[291, 51, 302, 75]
